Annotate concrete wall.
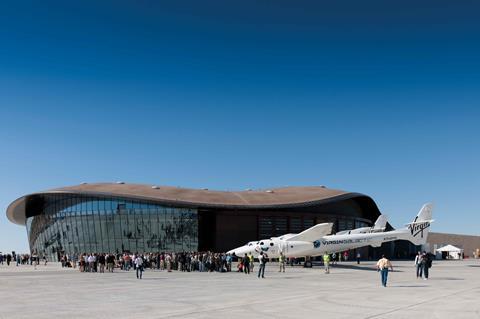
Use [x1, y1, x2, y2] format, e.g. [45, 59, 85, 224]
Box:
[427, 232, 480, 258]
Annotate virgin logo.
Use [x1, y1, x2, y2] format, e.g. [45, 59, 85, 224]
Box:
[408, 218, 431, 238]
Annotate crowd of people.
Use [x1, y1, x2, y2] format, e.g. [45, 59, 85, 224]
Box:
[3, 249, 436, 285]
[0, 252, 46, 267]
[54, 251, 274, 279]
[60, 251, 236, 274]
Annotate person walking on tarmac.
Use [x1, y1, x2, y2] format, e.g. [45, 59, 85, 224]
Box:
[376, 255, 394, 287]
[420, 251, 432, 280]
[279, 252, 286, 272]
[323, 252, 330, 274]
[414, 251, 423, 279]
[242, 253, 250, 274]
[135, 255, 144, 279]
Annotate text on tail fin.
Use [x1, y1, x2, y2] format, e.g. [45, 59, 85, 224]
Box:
[407, 217, 432, 239]
[407, 203, 434, 239]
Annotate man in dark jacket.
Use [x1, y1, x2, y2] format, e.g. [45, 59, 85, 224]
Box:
[242, 253, 250, 274]
[421, 252, 432, 280]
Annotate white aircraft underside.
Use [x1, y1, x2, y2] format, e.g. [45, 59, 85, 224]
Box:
[227, 203, 433, 259]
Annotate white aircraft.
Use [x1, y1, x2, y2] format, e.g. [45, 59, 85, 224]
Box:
[227, 214, 388, 257]
[227, 203, 433, 258]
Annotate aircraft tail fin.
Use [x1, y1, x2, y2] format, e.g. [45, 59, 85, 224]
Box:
[286, 223, 333, 242]
[371, 214, 388, 232]
[404, 203, 434, 245]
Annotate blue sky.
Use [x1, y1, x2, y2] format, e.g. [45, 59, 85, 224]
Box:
[1, 1, 479, 252]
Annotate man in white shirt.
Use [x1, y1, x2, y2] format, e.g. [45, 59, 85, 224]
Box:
[376, 255, 393, 287]
[87, 254, 95, 272]
[414, 251, 423, 279]
[135, 255, 144, 279]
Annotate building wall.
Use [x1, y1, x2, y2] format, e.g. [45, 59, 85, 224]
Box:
[427, 232, 480, 258]
[215, 212, 258, 252]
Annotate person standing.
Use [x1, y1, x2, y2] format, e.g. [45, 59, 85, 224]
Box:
[323, 253, 330, 274]
[106, 254, 114, 272]
[242, 253, 250, 274]
[135, 255, 144, 279]
[278, 252, 286, 272]
[166, 253, 172, 272]
[87, 254, 94, 272]
[248, 253, 254, 272]
[376, 255, 394, 287]
[414, 251, 423, 279]
[421, 252, 431, 280]
[32, 253, 38, 270]
[356, 252, 361, 265]
[98, 254, 106, 273]
[257, 252, 266, 278]
[226, 254, 232, 272]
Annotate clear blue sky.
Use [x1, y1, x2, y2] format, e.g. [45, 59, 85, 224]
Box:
[1, 1, 479, 253]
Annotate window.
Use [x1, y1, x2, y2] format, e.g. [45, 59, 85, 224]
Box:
[27, 195, 198, 261]
[290, 217, 302, 233]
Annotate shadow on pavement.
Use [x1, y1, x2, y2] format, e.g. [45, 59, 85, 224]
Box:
[432, 277, 465, 281]
[329, 264, 402, 272]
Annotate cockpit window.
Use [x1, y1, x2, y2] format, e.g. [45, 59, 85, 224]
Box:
[270, 243, 274, 246]
[260, 242, 264, 245]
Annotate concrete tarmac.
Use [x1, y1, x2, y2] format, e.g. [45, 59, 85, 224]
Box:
[0, 259, 479, 319]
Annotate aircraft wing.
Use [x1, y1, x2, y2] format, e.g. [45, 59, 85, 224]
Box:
[277, 233, 297, 241]
[286, 223, 333, 242]
[335, 230, 351, 235]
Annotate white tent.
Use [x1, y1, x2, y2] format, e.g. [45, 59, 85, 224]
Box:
[436, 244, 464, 259]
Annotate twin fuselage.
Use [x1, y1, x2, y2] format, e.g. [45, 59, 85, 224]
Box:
[228, 229, 409, 259]
[228, 203, 433, 259]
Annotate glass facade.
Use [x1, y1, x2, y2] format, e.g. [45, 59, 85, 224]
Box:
[258, 216, 371, 239]
[26, 194, 198, 261]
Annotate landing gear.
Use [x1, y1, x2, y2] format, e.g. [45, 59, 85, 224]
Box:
[303, 256, 313, 268]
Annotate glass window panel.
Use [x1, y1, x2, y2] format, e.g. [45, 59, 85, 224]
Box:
[303, 218, 314, 230]
[346, 220, 354, 230]
[259, 217, 273, 239]
[338, 219, 347, 232]
[93, 211, 103, 252]
[290, 217, 302, 233]
[274, 217, 288, 236]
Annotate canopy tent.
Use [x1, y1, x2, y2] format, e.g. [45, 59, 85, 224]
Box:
[436, 244, 464, 259]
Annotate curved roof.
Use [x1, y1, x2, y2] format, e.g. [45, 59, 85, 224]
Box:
[6, 183, 369, 225]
